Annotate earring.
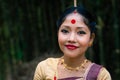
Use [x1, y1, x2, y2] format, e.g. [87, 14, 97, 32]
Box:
[89, 42, 93, 47]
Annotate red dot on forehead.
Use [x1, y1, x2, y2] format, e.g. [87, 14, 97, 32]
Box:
[71, 19, 76, 24]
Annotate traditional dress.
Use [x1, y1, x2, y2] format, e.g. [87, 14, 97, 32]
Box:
[33, 58, 111, 80]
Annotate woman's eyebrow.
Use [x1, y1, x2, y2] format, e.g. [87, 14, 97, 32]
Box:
[61, 25, 70, 29]
[76, 27, 89, 31]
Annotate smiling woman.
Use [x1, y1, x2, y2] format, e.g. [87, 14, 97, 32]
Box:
[33, 6, 111, 80]
[58, 11, 93, 58]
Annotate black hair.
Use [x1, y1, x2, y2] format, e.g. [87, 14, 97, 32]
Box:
[57, 6, 96, 33]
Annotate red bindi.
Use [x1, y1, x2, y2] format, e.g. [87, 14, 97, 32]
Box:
[71, 19, 76, 24]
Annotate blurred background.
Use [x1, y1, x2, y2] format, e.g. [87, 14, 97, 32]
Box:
[0, 0, 119, 80]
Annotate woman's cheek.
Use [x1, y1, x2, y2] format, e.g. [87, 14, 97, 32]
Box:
[77, 37, 90, 46]
[58, 35, 65, 45]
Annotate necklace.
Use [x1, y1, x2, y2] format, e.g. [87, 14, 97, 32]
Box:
[61, 58, 88, 71]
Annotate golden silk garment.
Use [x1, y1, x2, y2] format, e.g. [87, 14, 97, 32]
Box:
[33, 58, 111, 80]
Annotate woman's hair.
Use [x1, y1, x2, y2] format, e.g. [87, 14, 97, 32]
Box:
[57, 6, 96, 33]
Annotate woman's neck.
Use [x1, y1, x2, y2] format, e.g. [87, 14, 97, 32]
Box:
[62, 56, 86, 68]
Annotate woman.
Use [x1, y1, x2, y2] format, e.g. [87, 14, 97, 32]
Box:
[33, 6, 111, 80]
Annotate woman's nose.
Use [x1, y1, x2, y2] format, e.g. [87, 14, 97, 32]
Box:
[68, 33, 76, 43]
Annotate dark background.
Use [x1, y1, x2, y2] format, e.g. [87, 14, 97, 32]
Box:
[0, 0, 119, 80]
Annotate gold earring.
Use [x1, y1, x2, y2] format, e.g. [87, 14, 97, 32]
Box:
[89, 42, 92, 47]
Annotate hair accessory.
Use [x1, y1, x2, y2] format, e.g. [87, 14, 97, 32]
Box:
[71, 19, 76, 24]
[74, 0, 77, 7]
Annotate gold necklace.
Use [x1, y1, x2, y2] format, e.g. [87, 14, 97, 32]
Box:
[61, 58, 88, 71]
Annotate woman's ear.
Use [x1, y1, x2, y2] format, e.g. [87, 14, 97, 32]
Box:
[89, 33, 95, 47]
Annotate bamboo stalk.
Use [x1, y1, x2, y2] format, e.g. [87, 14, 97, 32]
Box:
[97, 16, 105, 65]
[111, 0, 120, 78]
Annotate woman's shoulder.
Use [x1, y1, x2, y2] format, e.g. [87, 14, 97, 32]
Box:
[86, 63, 111, 80]
[37, 57, 60, 67]
[34, 58, 60, 80]
[97, 66, 112, 80]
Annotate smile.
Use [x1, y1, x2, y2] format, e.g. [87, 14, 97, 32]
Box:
[65, 45, 78, 50]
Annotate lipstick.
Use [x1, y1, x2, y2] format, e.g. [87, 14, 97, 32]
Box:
[65, 44, 78, 50]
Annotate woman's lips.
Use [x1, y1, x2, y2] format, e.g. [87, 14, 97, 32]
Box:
[65, 45, 78, 50]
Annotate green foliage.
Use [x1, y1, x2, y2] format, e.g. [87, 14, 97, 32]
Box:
[0, 0, 119, 80]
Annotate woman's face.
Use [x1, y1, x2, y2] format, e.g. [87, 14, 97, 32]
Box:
[58, 13, 94, 58]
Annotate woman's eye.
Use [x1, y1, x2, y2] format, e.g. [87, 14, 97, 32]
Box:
[77, 31, 86, 35]
[61, 29, 69, 33]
